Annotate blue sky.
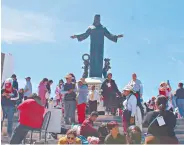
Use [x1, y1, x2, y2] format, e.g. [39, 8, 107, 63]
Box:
[1, 0, 184, 101]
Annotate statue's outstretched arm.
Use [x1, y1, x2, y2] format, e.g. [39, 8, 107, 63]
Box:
[71, 28, 91, 42]
[104, 27, 123, 42]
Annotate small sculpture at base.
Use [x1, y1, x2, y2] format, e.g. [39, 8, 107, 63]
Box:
[102, 58, 111, 78]
[82, 54, 90, 78]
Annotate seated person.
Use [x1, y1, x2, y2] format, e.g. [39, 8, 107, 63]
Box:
[10, 94, 45, 144]
[98, 123, 109, 144]
[126, 125, 142, 144]
[80, 111, 99, 138]
[58, 129, 81, 144]
[105, 121, 126, 144]
[143, 95, 178, 144]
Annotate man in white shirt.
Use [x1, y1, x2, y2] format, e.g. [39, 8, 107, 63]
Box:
[128, 73, 143, 99]
[122, 85, 137, 133]
[88, 85, 100, 113]
[128, 73, 144, 118]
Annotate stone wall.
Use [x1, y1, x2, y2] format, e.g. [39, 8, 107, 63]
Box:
[1, 53, 5, 80]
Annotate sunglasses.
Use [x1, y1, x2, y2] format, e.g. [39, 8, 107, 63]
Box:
[67, 136, 75, 140]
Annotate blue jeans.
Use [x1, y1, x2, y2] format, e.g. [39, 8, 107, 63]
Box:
[172, 95, 177, 109]
[2, 106, 15, 136]
[177, 99, 184, 117]
[10, 123, 32, 144]
[64, 100, 76, 124]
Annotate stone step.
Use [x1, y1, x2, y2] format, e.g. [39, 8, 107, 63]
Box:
[175, 124, 184, 129]
[96, 115, 122, 122]
[180, 140, 184, 144]
[2, 114, 184, 144]
[176, 134, 184, 144]
[176, 118, 184, 125]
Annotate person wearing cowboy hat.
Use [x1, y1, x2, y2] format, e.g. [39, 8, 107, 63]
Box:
[122, 85, 137, 133]
[24, 76, 32, 100]
[76, 78, 88, 124]
[61, 74, 77, 125]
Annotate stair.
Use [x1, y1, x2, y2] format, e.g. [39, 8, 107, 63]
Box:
[2, 112, 184, 144]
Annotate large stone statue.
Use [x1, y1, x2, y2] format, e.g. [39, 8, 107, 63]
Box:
[71, 15, 123, 78]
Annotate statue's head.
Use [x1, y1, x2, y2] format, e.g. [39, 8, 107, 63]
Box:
[93, 14, 101, 26]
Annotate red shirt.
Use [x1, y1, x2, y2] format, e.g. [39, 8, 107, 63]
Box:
[80, 118, 98, 138]
[18, 99, 45, 129]
[159, 88, 170, 97]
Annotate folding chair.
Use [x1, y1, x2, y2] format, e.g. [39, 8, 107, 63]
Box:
[24, 111, 51, 144]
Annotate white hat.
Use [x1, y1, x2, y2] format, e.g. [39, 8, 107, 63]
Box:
[123, 85, 133, 91]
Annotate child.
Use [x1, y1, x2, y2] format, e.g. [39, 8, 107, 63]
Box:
[55, 79, 64, 107]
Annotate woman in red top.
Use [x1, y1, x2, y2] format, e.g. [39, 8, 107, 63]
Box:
[159, 82, 171, 97]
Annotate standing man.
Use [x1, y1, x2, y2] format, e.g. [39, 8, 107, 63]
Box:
[12, 74, 18, 91]
[128, 73, 144, 117]
[101, 73, 121, 115]
[88, 85, 100, 113]
[77, 78, 88, 124]
[24, 77, 32, 100]
[62, 74, 76, 125]
[128, 73, 143, 101]
[176, 82, 184, 118]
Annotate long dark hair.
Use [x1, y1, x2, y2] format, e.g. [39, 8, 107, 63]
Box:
[127, 126, 142, 144]
[42, 78, 48, 83]
[98, 123, 109, 137]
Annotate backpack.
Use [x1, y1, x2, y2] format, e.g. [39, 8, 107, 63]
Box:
[78, 135, 89, 145]
[71, 125, 89, 145]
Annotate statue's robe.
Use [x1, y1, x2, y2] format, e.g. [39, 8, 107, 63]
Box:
[76, 25, 118, 78]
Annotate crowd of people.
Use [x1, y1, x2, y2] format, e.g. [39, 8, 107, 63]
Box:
[1, 73, 184, 144]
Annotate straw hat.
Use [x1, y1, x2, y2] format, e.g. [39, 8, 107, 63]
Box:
[78, 78, 87, 84]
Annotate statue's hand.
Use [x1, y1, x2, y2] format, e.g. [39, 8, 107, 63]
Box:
[71, 35, 77, 39]
[117, 34, 123, 38]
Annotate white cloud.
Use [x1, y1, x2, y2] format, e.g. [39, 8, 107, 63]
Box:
[1, 5, 56, 43]
[170, 56, 184, 65]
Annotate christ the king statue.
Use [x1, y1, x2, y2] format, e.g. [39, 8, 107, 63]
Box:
[71, 15, 123, 78]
